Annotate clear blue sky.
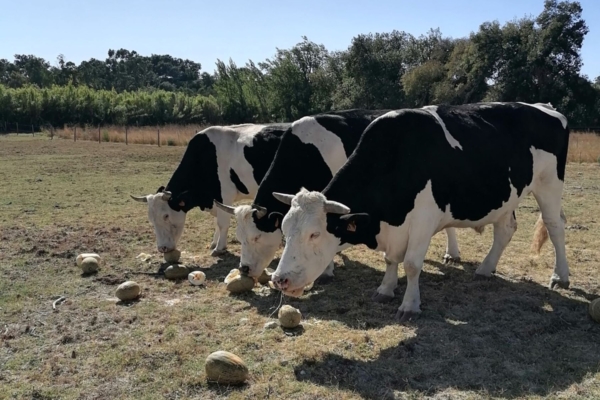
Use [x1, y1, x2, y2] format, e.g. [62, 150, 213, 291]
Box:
[1, 0, 598, 79]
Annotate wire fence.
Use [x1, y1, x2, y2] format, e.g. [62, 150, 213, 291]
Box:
[1, 120, 599, 146]
[0, 122, 208, 146]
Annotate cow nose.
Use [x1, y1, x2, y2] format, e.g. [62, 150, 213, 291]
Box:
[158, 246, 169, 253]
[239, 265, 250, 275]
[271, 274, 289, 290]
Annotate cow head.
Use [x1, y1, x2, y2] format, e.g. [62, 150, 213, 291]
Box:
[213, 201, 283, 278]
[269, 188, 370, 297]
[130, 186, 188, 253]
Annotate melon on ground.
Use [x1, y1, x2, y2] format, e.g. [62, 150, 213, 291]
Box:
[163, 249, 181, 263]
[224, 269, 255, 293]
[116, 281, 141, 301]
[188, 271, 206, 286]
[205, 350, 249, 385]
[278, 305, 302, 328]
[76, 253, 101, 266]
[80, 257, 99, 274]
[164, 264, 190, 280]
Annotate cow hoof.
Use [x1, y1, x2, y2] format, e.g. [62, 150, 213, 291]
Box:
[210, 248, 227, 257]
[443, 254, 460, 264]
[315, 274, 334, 285]
[473, 272, 495, 281]
[371, 291, 394, 303]
[550, 278, 570, 290]
[394, 310, 420, 323]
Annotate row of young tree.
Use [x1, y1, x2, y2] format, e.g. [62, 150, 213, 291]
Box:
[1, 0, 599, 128]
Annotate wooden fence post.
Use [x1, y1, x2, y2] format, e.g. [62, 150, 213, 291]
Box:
[158, 126, 160, 147]
[16, 122, 19, 135]
[32, 124, 34, 137]
[125, 126, 128, 145]
[98, 126, 101, 144]
[74, 126, 76, 142]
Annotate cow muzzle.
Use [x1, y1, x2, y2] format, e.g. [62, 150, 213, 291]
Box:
[158, 246, 174, 253]
[271, 273, 290, 290]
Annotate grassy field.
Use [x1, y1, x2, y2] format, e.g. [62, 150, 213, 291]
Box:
[1, 135, 599, 400]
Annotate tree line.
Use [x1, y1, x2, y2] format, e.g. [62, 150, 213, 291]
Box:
[1, 0, 598, 128]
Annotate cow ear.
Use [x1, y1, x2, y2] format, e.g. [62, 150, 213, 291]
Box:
[269, 212, 284, 229]
[157, 186, 165, 193]
[170, 191, 194, 212]
[339, 213, 370, 232]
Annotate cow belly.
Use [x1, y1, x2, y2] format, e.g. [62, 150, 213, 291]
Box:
[441, 182, 531, 230]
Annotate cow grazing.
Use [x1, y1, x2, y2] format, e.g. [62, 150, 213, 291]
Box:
[130, 123, 289, 256]
[214, 110, 467, 285]
[270, 102, 570, 322]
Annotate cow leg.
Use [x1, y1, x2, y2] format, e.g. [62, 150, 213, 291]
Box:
[395, 223, 435, 323]
[532, 183, 569, 289]
[209, 228, 219, 251]
[443, 227, 461, 263]
[474, 211, 517, 277]
[315, 261, 335, 284]
[211, 210, 230, 257]
[372, 257, 400, 303]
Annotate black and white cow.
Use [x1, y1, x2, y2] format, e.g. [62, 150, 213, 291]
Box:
[131, 123, 289, 256]
[214, 110, 467, 284]
[270, 102, 570, 322]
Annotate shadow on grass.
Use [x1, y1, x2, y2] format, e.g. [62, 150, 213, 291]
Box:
[195, 250, 600, 398]
[154, 245, 600, 397]
[288, 257, 600, 398]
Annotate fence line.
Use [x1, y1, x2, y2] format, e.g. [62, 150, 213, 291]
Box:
[0, 122, 206, 146]
[2, 121, 600, 148]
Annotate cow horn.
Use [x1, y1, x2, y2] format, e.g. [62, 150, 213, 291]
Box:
[253, 204, 267, 219]
[214, 200, 236, 215]
[130, 194, 148, 203]
[272, 192, 294, 206]
[161, 191, 172, 201]
[324, 200, 351, 215]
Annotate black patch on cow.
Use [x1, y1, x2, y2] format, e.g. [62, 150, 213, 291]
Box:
[251, 110, 390, 233]
[230, 168, 249, 195]
[252, 131, 334, 233]
[163, 124, 289, 214]
[243, 124, 289, 187]
[312, 109, 391, 157]
[164, 133, 221, 212]
[323, 103, 570, 249]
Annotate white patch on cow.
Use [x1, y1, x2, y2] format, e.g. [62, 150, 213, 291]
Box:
[422, 106, 463, 150]
[478, 102, 504, 109]
[232, 205, 282, 278]
[518, 102, 568, 129]
[205, 125, 269, 204]
[290, 117, 347, 175]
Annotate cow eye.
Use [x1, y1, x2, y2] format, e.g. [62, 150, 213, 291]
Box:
[310, 232, 320, 239]
[163, 214, 169, 220]
[254, 234, 261, 242]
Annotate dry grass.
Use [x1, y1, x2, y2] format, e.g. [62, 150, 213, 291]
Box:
[50, 126, 600, 163]
[1, 135, 599, 399]
[53, 124, 207, 147]
[568, 132, 600, 163]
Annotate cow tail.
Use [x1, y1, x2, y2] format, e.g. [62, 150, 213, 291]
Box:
[531, 208, 567, 254]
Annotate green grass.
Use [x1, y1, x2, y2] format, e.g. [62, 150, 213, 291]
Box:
[1, 135, 599, 399]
